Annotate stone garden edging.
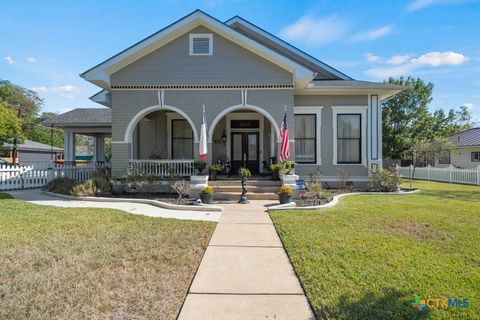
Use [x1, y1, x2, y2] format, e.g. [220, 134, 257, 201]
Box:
[42, 191, 224, 212]
[267, 189, 420, 212]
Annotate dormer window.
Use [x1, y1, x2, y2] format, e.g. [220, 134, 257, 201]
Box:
[189, 33, 213, 56]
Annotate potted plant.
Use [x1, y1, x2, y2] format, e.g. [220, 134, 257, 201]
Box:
[281, 159, 296, 175]
[270, 163, 282, 181]
[200, 185, 214, 204]
[208, 163, 221, 181]
[238, 167, 251, 204]
[194, 159, 207, 175]
[278, 185, 293, 204]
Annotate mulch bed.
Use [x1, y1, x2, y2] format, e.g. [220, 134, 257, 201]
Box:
[101, 193, 194, 205]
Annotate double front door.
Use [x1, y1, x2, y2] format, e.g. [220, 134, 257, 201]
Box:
[231, 132, 259, 174]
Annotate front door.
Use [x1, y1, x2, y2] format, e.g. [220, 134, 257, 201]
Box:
[231, 132, 259, 174]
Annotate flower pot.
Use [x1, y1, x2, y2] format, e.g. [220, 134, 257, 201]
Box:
[209, 171, 217, 181]
[278, 194, 292, 204]
[200, 193, 213, 204]
[272, 170, 280, 181]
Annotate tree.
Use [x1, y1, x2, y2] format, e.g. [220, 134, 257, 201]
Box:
[383, 77, 475, 159]
[0, 102, 23, 145]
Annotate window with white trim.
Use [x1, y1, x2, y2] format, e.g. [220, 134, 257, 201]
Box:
[337, 114, 361, 164]
[438, 151, 451, 164]
[172, 119, 193, 159]
[189, 34, 213, 55]
[294, 114, 316, 163]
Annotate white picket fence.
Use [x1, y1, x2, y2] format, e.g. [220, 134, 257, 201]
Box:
[397, 165, 480, 186]
[0, 163, 107, 191]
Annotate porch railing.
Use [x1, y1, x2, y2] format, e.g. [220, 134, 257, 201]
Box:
[128, 159, 195, 177]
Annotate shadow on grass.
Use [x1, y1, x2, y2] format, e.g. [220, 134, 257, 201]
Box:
[418, 189, 480, 203]
[317, 288, 429, 320]
[0, 193, 14, 200]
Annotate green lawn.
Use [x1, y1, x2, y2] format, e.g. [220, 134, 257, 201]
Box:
[0, 194, 215, 320]
[270, 180, 480, 320]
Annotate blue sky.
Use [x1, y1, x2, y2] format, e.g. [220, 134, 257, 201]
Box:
[1, 0, 479, 120]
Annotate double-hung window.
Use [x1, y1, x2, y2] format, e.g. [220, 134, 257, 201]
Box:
[294, 114, 316, 163]
[172, 119, 193, 159]
[472, 152, 480, 162]
[337, 114, 361, 164]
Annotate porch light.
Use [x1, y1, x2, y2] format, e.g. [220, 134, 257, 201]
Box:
[221, 129, 227, 144]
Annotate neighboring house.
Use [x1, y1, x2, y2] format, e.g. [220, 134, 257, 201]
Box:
[44, 10, 403, 184]
[0, 140, 63, 164]
[434, 128, 480, 168]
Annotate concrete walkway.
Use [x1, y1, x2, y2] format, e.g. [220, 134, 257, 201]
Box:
[178, 201, 315, 319]
[7, 189, 220, 222]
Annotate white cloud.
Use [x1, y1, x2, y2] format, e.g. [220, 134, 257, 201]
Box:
[27, 57, 37, 64]
[60, 93, 75, 100]
[364, 53, 383, 63]
[31, 85, 79, 94]
[350, 25, 393, 42]
[280, 15, 349, 46]
[4, 56, 14, 65]
[386, 55, 412, 65]
[411, 51, 468, 66]
[462, 103, 475, 109]
[365, 64, 417, 79]
[407, 0, 473, 12]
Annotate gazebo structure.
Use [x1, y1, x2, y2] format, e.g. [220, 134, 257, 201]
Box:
[42, 108, 112, 164]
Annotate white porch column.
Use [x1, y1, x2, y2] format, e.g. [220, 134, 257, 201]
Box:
[369, 94, 382, 169]
[64, 129, 75, 163]
[94, 135, 105, 162]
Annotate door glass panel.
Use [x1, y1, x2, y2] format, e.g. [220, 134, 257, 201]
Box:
[248, 134, 257, 161]
[233, 134, 242, 161]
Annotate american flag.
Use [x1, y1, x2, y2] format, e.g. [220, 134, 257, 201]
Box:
[280, 110, 290, 161]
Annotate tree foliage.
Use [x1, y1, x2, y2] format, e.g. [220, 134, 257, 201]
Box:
[383, 77, 475, 159]
[0, 102, 23, 145]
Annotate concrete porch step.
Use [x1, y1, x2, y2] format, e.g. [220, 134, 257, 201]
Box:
[209, 180, 281, 187]
[214, 192, 278, 200]
[213, 186, 279, 193]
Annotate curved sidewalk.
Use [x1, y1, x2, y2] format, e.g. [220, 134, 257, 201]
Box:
[7, 189, 220, 222]
[178, 201, 315, 319]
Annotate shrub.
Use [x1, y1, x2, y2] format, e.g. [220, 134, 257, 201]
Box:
[304, 170, 323, 199]
[279, 185, 293, 196]
[318, 191, 333, 201]
[91, 170, 112, 194]
[194, 160, 207, 174]
[281, 159, 295, 174]
[171, 179, 190, 203]
[122, 170, 152, 191]
[238, 167, 251, 178]
[71, 179, 96, 196]
[371, 168, 401, 192]
[208, 163, 221, 172]
[337, 168, 352, 191]
[200, 186, 214, 195]
[44, 177, 76, 195]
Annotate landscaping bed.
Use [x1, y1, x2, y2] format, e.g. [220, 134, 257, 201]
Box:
[0, 194, 215, 319]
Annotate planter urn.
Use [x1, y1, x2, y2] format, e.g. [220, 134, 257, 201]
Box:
[200, 193, 213, 204]
[278, 194, 292, 204]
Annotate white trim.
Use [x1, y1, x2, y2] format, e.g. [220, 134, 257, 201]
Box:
[208, 104, 281, 143]
[189, 33, 213, 56]
[81, 11, 314, 88]
[225, 112, 264, 173]
[332, 106, 368, 166]
[124, 105, 199, 144]
[293, 106, 323, 165]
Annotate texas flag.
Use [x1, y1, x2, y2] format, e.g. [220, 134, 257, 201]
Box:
[199, 105, 208, 161]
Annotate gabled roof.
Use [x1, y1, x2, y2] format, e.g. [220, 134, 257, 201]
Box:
[447, 127, 480, 147]
[225, 15, 351, 80]
[81, 9, 314, 89]
[2, 140, 63, 152]
[42, 108, 111, 128]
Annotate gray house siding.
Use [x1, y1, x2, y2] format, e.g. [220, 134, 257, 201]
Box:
[294, 95, 369, 180]
[111, 26, 293, 86]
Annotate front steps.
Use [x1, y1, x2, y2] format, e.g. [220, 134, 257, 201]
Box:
[209, 180, 281, 201]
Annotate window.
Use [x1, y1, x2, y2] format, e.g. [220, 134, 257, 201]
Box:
[438, 151, 450, 164]
[189, 34, 213, 55]
[472, 152, 480, 162]
[337, 114, 361, 164]
[294, 114, 316, 163]
[172, 120, 193, 159]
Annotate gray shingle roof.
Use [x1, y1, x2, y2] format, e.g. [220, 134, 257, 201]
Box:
[2, 140, 63, 152]
[447, 127, 480, 147]
[42, 108, 111, 127]
[309, 80, 405, 90]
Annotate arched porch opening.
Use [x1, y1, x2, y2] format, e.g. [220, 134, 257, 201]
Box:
[208, 104, 280, 174]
